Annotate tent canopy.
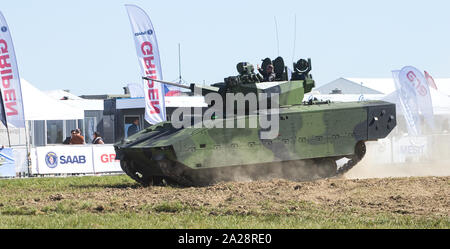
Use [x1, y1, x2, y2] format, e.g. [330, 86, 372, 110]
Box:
[382, 88, 450, 115]
[21, 79, 84, 120]
[45, 89, 104, 111]
[345, 77, 450, 96]
[45, 89, 83, 100]
[304, 93, 385, 102]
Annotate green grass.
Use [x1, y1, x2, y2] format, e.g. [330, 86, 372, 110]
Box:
[0, 211, 447, 229]
[0, 175, 448, 229]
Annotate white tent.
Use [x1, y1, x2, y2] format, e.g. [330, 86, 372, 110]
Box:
[45, 89, 103, 111]
[432, 78, 450, 96]
[304, 93, 385, 102]
[116, 96, 207, 110]
[21, 79, 84, 120]
[45, 89, 83, 100]
[383, 88, 450, 115]
[346, 78, 397, 95]
[346, 77, 450, 96]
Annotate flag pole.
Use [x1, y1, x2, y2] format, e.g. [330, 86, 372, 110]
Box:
[178, 43, 182, 84]
[25, 121, 30, 175]
[0, 89, 11, 147]
[5, 124, 11, 148]
[6, 125, 11, 148]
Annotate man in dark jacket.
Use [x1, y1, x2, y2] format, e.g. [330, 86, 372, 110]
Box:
[127, 118, 139, 137]
[257, 64, 276, 82]
[63, 130, 74, 144]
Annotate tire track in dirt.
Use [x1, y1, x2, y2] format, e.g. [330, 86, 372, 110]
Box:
[14, 176, 449, 218]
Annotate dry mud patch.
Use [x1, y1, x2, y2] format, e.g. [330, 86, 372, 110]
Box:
[10, 176, 449, 218]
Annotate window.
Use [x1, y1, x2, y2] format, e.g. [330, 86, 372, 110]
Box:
[33, 120, 45, 146]
[46, 120, 63, 144]
[77, 120, 84, 133]
[66, 120, 77, 137]
[84, 117, 96, 143]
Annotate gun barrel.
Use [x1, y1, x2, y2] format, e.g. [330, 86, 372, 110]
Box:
[141, 77, 192, 90]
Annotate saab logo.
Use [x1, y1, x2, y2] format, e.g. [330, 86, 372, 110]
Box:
[60, 155, 86, 164]
[100, 154, 119, 163]
[45, 152, 58, 168]
[134, 29, 153, 36]
[1, 26, 7, 32]
[45, 152, 86, 167]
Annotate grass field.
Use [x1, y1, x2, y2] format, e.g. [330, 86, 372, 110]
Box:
[0, 175, 448, 229]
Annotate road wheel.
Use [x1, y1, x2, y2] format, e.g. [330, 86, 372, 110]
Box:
[355, 141, 366, 161]
[120, 160, 152, 186]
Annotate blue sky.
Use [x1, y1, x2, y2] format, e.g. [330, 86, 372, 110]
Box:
[2, 0, 450, 95]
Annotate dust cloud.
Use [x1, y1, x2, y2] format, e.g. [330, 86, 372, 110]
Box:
[345, 135, 450, 179]
[345, 158, 450, 179]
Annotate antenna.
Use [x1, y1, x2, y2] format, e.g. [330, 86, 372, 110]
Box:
[178, 43, 183, 84]
[291, 14, 297, 65]
[274, 16, 280, 56]
[172, 43, 186, 85]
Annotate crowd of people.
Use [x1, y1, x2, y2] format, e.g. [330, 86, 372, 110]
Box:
[63, 128, 104, 145]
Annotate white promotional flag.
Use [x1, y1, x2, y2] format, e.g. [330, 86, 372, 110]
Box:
[398, 66, 435, 131]
[127, 83, 144, 98]
[424, 71, 438, 90]
[125, 4, 166, 124]
[0, 12, 25, 128]
[392, 70, 421, 136]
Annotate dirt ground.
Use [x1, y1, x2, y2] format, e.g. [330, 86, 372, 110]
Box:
[14, 174, 449, 219]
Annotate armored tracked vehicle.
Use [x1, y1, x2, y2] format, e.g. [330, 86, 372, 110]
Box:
[115, 57, 396, 186]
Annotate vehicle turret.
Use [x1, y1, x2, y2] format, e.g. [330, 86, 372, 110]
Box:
[143, 56, 315, 107]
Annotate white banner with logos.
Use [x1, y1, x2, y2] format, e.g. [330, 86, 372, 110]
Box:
[35, 146, 94, 174]
[92, 145, 122, 173]
[392, 136, 429, 163]
[126, 4, 166, 125]
[33, 145, 123, 175]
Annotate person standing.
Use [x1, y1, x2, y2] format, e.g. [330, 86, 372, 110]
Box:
[63, 130, 74, 144]
[127, 118, 140, 137]
[70, 128, 85, 144]
[257, 64, 276, 82]
[92, 131, 104, 144]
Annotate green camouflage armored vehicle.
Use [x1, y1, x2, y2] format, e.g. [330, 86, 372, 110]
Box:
[115, 57, 396, 186]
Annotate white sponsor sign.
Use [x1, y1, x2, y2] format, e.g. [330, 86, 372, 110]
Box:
[35, 146, 94, 174]
[0, 12, 26, 128]
[33, 145, 123, 175]
[392, 136, 429, 163]
[126, 4, 166, 125]
[92, 145, 122, 173]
